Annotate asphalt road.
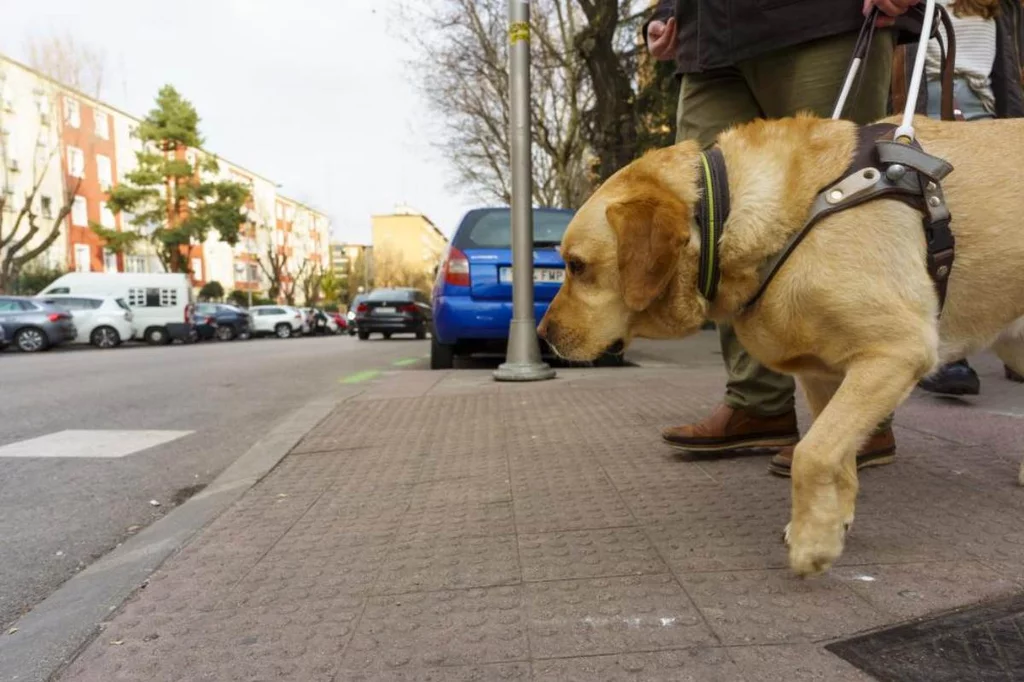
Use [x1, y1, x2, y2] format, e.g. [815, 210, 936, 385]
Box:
[0, 333, 430, 630]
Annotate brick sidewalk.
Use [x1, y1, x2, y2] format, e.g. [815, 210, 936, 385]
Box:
[57, 338, 1024, 681]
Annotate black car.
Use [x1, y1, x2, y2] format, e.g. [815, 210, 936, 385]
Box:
[346, 294, 367, 336]
[355, 288, 431, 340]
[194, 303, 251, 341]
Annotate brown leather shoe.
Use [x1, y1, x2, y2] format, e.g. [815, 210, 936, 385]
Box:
[661, 403, 799, 453]
[767, 428, 896, 477]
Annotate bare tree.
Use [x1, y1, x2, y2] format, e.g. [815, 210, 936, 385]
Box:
[300, 260, 323, 306]
[26, 31, 105, 98]
[372, 244, 432, 293]
[406, 1, 661, 206]
[0, 85, 83, 292]
[404, 0, 593, 209]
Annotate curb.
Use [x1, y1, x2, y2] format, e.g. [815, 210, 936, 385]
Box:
[0, 392, 355, 682]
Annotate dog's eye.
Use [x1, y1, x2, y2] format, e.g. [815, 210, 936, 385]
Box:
[567, 257, 585, 276]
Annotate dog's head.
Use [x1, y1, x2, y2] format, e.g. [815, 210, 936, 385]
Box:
[538, 145, 708, 361]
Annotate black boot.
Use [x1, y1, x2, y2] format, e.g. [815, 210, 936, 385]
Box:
[919, 359, 981, 396]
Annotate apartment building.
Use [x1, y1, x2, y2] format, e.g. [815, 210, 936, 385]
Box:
[370, 208, 447, 288]
[0, 54, 331, 301]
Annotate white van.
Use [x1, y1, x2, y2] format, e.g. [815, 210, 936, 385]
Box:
[40, 273, 194, 345]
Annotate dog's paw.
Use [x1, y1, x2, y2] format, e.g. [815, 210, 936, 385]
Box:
[788, 519, 846, 577]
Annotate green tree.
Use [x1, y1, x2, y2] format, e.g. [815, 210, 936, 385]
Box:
[106, 85, 249, 273]
[199, 280, 225, 301]
[319, 267, 341, 307]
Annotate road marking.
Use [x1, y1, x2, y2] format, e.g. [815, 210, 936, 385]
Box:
[392, 358, 420, 367]
[0, 430, 193, 459]
[339, 369, 382, 384]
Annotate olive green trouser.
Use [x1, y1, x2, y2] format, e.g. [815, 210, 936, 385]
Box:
[676, 30, 895, 432]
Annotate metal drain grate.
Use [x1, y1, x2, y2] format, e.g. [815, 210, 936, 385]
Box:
[827, 593, 1024, 681]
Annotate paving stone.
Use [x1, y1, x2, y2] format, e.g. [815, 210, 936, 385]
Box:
[526, 574, 715, 659]
[376, 534, 521, 594]
[836, 561, 1019, 621]
[396, 500, 516, 542]
[648, 512, 790, 574]
[339, 663, 532, 681]
[679, 570, 885, 645]
[342, 586, 528, 671]
[62, 597, 362, 682]
[727, 644, 875, 681]
[532, 647, 742, 681]
[518, 528, 668, 582]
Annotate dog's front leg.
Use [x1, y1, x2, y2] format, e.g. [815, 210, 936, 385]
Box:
[787, 354, 924, 576]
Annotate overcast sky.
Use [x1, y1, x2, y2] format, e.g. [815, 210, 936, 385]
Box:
[0, 0, 478, 244]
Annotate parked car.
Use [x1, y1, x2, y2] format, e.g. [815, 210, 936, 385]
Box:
[0, 296, 77, 352]
[39, 272, 194, 345]
[301, 307, 339, 335]
[36, 294, 135, 349]
[430, 207, 624, 369]
[354, 288, 431, 340]
[195, 303, 251, 341]
[329, 311, 348, 332]
[248, 305, 305, 338]
[0, 324, 7, 351]
[346, 295, 367, 335]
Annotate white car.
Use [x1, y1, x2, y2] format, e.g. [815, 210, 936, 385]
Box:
[249, 305, 306, 339]
[37, 294, 135, 349]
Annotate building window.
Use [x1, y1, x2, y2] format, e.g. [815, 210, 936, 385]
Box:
[74, 244, 91, 272]
[247, 263, 260, 283]
[103, 248, 118, 272]
[96, 154, 113, 189]
[71, 196, 88, 226]
[125, 256, 146, 273]
[99, 201, 115, 228]
[40, 195, 53, 218]
[67, 146, 85, 178]
[191, 258, 203, 280]
[95, 111, 110, 140]
[64, 98, 81, 128]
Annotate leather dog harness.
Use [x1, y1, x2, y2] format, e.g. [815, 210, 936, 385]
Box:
[694, 128, 956, 314]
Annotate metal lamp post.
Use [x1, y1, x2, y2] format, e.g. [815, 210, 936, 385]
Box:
[494, 0, 556, 382]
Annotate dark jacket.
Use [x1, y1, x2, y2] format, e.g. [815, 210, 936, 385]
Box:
[644, 0, 868, 74]
[898, 0, 1024, 118]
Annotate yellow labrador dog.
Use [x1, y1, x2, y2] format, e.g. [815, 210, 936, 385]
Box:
[538, 113, 1024, 577]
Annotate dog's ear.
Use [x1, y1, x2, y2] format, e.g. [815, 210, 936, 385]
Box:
[606, 196, 687, 312]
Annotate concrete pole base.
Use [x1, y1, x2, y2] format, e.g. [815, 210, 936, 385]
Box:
[494, 319, 556, 382]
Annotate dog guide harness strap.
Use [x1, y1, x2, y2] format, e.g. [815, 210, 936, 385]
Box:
[694, 124, 957, 314]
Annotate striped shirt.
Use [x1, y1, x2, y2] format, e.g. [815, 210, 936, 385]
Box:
[924, 0, 998, 111]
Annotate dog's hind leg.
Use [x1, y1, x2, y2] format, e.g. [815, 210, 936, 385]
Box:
[991, 317, 1024, 486]
[788, 349, 931, 577]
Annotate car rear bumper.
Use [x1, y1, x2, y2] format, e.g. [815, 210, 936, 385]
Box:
[357, 316, 426, 333]
[49, 324, 77, 345]
[433, 296, 549, 344]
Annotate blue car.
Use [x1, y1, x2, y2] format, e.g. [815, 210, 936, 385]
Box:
[431, 207, 625, 369]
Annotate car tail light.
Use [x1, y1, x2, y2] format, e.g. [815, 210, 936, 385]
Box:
[356, 303, 369, 313]
[398, 303, 417, 313]
[442, 246, 470, 287]
[47, 313, 63, 322]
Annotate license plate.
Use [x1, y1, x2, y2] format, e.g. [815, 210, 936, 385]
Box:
[375, 306, 396, 314]
[499, 267, 564, 284]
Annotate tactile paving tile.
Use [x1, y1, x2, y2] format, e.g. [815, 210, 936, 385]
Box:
[518, 528, 668, 582]
[61, 597, 363, 682]
[678, 569, 885, 645]
[342, 586, 528, 671]
[532, 648, 742, 681]
[339, 663, 532, 681]
[526, 574, 715, 659]
[396, 499, 517, 542]
[836, 561, 1019, 622]
[513, 483, 636, 534]
[727, 644, 875, 681]
[648, 515, 790, 574]
[376, 534, 521, 594]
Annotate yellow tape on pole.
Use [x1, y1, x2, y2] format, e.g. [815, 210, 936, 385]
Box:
[509, 21, 530, 44]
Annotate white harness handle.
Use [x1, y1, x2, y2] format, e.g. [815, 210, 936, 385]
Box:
[832, 0, 938, 143]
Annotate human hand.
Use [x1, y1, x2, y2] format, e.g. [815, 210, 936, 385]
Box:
[646, 17, 677, 61]
[864, 0, 920, 27]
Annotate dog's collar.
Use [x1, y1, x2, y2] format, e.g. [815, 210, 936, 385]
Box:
[693, 147, 730, 302]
